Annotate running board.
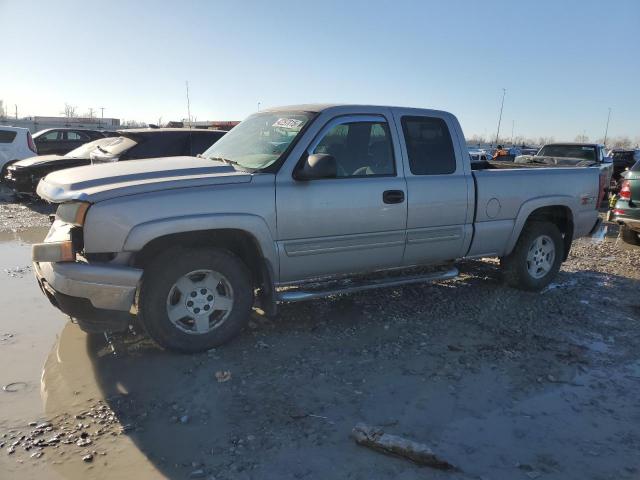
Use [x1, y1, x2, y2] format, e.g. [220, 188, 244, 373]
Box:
[276, 267, 459, 303]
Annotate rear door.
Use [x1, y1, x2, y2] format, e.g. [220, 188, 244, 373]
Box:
[63, 130, 91, 153]
[392, 110, 473, 266]
[275, 114, 407, 282]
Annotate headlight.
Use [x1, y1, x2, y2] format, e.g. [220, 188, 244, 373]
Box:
[55, 202, 91, 226]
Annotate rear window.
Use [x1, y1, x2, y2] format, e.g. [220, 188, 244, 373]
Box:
[123, 133, 189, 159]
[401, 116, 456, 175]
[188, 132, 225, 156]
[0, 130, 18, 143]
[612, 151, 634, 161]
[537, 145, 596, 161]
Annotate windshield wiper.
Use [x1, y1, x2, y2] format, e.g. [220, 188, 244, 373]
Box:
[208, 156, 241, 167]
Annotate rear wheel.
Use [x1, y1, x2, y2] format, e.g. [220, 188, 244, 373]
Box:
[138, 247, 253, 353]
[620, 225, 640, 246]
[500, 221, 563, 291]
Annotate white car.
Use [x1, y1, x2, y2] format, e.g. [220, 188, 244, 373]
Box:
[0, 126, 37, 177]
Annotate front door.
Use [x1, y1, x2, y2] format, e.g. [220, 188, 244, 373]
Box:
[276, 115, 407, 283]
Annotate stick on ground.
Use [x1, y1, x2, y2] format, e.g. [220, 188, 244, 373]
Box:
[351, 423, 457, 471]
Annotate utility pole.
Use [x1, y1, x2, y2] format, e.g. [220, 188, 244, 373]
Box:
[603, 107, 612, 146]
[185, 81, 192, 128]
[511, 120, 515, 146]
[88, 107, 94, 119]
[100, 107, 105, 127]
[494, 88, 506, 146]
[14, 104, 18, 120]
[257, 101, 261, 111]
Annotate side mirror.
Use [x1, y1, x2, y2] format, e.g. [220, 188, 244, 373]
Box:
[294, 153, 337, 180]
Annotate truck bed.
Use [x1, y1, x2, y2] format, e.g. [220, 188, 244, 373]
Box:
[466, 165, 600, 258]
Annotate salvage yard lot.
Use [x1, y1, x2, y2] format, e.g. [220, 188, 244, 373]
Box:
[1, 193, 639, 480]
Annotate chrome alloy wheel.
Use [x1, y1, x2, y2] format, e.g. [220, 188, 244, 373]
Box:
[165, 269, 234, 334]
[526, 235, 555, 279]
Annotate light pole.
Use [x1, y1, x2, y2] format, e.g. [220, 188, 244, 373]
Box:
[100, 107, 105, 127]
[257, 101, 261, 111]
[511, 120, 515, 146]
[494, 88, 506, 146]
[603, 107, 612, 146]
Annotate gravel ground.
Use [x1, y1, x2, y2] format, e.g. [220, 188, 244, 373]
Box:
[1, 196, 639, 480]
[0, 185, 55, 232]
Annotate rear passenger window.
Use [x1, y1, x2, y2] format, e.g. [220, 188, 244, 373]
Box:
[401, 116, 456, 175]
[0, 131, 17, 143]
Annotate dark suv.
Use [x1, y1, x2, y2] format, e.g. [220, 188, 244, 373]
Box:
[5, 128, 226, 196]
[32, 128, 115, 155]
[610, 149, 640, 185]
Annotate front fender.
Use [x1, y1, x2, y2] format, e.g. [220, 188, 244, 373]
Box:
[505, 195, 576, 254]
[122, 213, 279, 281]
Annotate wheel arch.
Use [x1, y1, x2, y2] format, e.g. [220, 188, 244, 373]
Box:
[506, 197, 575, 260]
[125, 214, 278, 290]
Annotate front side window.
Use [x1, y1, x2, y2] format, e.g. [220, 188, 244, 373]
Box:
[312, 121, 395, 177]
[401, 116, 456, 175]
[42, 131, 61, 141]
[202, 111, 314, 170]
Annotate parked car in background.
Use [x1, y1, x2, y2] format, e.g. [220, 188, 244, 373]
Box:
[612, 161, 640, 246]
[0, 126, 38, 178]
[32, 128, 115, 155]
[609, 148, 640, 186]
[5, 128, 226, 196]
[515, 143, 613, 200]
[520, 147, 539, 156]
[467, 147, 491, 161]
[32, 104, 603, 352]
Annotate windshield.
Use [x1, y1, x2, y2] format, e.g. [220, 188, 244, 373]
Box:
[201, 111, 315, 170]
[537, 145, 596, 161]
[64, 138, 114, 159]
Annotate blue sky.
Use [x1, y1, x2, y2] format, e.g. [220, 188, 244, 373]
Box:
[1, 0, 638, 140]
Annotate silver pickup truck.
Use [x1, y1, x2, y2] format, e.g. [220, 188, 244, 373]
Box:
[33, 104, 603, 352]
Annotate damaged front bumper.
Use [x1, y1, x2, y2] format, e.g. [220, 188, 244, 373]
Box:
[32, 220, 142, 332]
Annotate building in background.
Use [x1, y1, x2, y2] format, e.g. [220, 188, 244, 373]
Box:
[0, 115, 120, 133]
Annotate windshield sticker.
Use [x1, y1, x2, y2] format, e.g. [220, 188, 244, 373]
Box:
[272, 118, 304, 129]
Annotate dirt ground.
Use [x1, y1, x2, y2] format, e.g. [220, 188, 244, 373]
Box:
[1, 192, 639, 480]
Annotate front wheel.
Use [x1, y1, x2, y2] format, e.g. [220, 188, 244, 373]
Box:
[138, 247, 253, 353]
[500, 221, 563, 291]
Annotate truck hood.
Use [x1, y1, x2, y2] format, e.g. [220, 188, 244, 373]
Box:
[12, 154, 65, 168]
[36, 156, 252, 203]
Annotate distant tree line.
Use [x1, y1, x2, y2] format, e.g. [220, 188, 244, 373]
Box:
[467, 133, 640, 149]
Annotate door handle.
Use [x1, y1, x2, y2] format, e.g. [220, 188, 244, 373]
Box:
[383, 190, 405, 204]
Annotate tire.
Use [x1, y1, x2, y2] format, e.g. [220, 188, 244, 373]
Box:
[620, 225, 640, 246]
[138, 247, 253, 353]
[500, 221, 563, 291]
